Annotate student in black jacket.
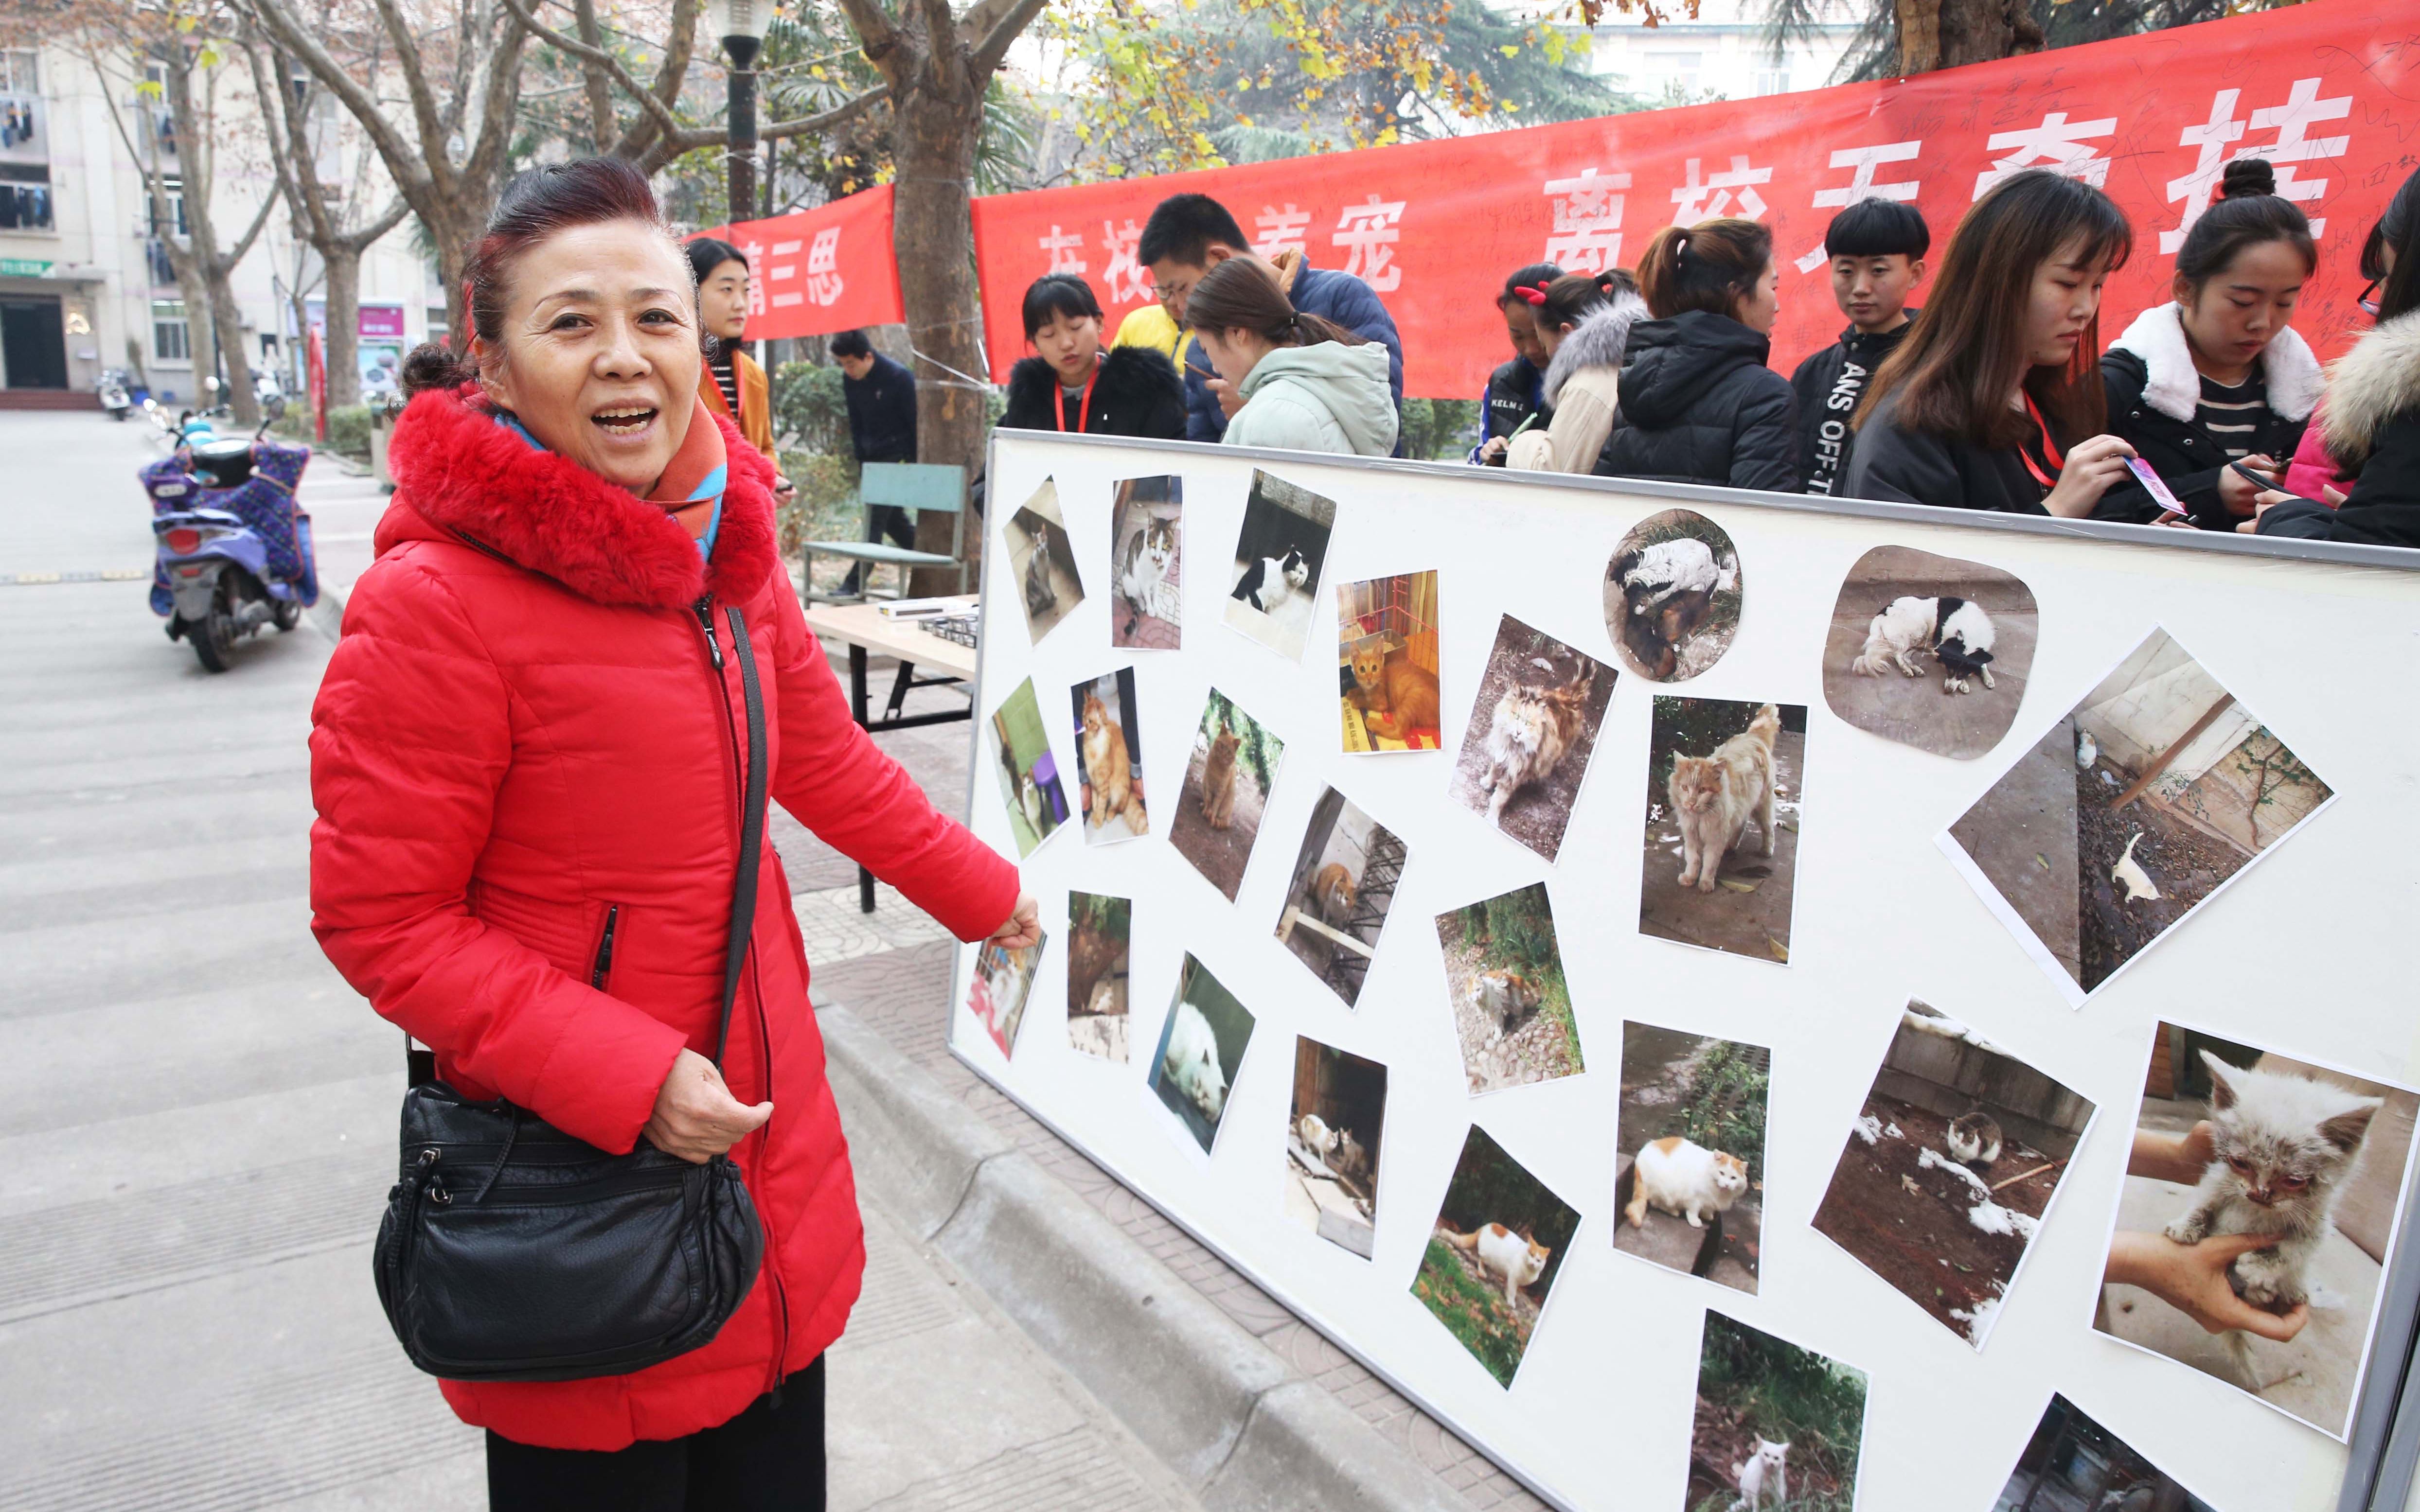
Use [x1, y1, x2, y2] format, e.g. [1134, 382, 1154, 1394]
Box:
[835, 328, 918, 595]
[1472, 263, 1562, 464]
[1595, 217, 1798, 492]
[1790, 198, 1928, 495]
[999, 274, 1186, 439]
[2099, 160, 2322, 529]
[1845, 171, 2140, 516]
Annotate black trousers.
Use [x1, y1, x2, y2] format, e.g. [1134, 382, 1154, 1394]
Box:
[486, 1357, 825, 1512]
[865, 504, 916, 551]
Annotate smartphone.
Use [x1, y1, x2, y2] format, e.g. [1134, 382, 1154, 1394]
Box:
[2125, 456, 2185, 517]
[2229, 459, 2325, 507]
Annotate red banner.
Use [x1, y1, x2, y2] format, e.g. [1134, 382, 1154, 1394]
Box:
[700, 182, 904, 341]
[970, 0, 2409, 399]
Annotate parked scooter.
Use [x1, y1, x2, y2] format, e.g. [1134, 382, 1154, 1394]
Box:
[98, 369, 132, 421]
[143, 419, 319, 672]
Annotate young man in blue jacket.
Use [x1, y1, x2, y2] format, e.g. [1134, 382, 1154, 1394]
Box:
[1138, 193, 1405, 451]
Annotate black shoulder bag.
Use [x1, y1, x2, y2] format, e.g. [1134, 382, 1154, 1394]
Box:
[374, 605, 768, 1383]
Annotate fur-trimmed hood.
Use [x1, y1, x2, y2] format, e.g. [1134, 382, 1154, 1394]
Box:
[1542, 291, 1650, 406]
[2320, 310, 2420, 469]
[380, 382, 780, 611]
[2108, 301, 2325, 423]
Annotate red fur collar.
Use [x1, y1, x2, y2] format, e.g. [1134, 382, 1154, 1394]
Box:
[386, 383, 780, 610]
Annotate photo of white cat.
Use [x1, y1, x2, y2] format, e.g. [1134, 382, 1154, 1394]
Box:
[1992, 1394, 2219, 1512]
[2096, 1020, 2420, 1440]
[1640, 697, 1806, 966]
[1145, 954, 1257, 1157]
[1110, 474, 1182, 650]
[1614, 1024, 1768, 1295]
[1285, 1037, 1388, 1258]
[1688, 1311, 1866, 1512]
[1006, 478, 1084, 646]
[1821, 545, 2039, 760]
[1811, 1000, 2095, 1349]
[1411, 1124, 1580, 1388]
[1223, 470, 1335, 662]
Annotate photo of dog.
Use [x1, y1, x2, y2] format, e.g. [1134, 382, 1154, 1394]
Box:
[1823, 545, 2040, 760]
[1603, 510, 1742, 684]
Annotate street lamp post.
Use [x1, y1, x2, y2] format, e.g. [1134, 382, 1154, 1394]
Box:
[709, 0, 774, 225]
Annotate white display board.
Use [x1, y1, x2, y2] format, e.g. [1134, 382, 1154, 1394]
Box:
[947, 429, 2420, 1512]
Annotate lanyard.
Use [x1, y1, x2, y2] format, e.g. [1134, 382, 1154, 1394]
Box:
[1054, 367, 1100, 434]
[2019, 392, 2065, 491]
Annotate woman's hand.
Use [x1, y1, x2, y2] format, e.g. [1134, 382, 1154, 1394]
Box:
[773, 473, 797, 506]
[2043, 434, 2136, 518]
[1477, 435, 1509, 465]
[989, 892, 1041, 951]
[643, 1047, 773, 1163]
[2105, 1229, 2311, 1340]
[2237, 481, 2349, 531]
[2218, 454, 2280, 517]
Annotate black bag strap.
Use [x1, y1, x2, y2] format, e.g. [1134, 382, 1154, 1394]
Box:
[713, 605, 768, 1069]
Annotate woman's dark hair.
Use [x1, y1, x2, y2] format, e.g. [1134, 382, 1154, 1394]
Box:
[1855, 170, 2133, 450]
[1537, 268, 1637, 333]
[1635, 218, 1772, 322]
[1183, 257, 1363, 348]
[1497, 262, 1564, 312]
[2365, 165, 2420, 322]
[685, 235, 747, 287]
[1825, 197, 1930, 261]
[401, 158, 668, 396]
[2174, 159, 2315, 293]
[1021, 273, 1104, 340]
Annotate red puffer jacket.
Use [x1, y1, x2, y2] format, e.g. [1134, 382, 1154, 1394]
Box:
[309, 385, 1018, 1451]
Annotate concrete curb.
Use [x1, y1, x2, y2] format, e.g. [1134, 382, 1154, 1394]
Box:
[817, 1004, 1464, 1512]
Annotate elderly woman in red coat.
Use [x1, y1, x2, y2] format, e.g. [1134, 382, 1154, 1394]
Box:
[307, 158, 1032, 1509]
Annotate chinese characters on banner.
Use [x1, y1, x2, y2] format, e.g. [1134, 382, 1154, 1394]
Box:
[967, 0, 2401, 397]
[693, 182, 903, 342]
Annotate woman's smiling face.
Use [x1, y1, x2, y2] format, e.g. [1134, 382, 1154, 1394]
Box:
[478, 221, 702, 494]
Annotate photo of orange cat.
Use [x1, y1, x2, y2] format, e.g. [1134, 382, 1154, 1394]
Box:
[1274, 786, 1406, 1009]
[1169, 688, 1284, 903]
[1640, 697, 1807, 966]
[1337, 571, 1441, 753]
[1069, 668, 1148, 844]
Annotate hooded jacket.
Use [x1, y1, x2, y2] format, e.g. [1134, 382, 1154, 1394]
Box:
[309, 386, 1019, 1451]
[999, 345, 1187, 440]
[1507, 293, 1650, 474]
[1594, 310, 1800, 492]
[2260, 309, 2420, 547]
[1184, 250, 1404, 449]
[1788, 314, 1917, 497]
[2099, 302, 2323, 527]
[1223, 339, 1400, 457]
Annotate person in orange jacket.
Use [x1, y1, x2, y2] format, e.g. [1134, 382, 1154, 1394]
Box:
[688, 236, 793, 505]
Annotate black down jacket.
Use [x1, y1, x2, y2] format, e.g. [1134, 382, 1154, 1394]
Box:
[2260, 309, 2420, 549]
[1000, 345, 1188, 440]
[1594, 310, 1800, 493]
[1841, 388, 2052, 514]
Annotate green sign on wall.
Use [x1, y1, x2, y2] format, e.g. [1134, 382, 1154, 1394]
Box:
[0, 258, 53, 279]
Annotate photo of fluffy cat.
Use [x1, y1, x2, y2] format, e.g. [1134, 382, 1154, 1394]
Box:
[1602, 510, 1743, 684]
[1110, 475, 1183, 649]
[1337, 571, 1442, 753]
[1274, 787, 1406, 1009]
[1145, 955, 1257, 1156]
[1822, 545, 2040, 760]
[1435, 882, 1584, 1096]
[1223, 470, 1335, 662]
[986, 677, 1068, 861]
[1687, 1311, 1867, 1512]
[1615, 1024, 1769, 1295]
[1286, 1037, 1388, 1258]
[1726, 1438, 1787, 1512]
[1006, 481, 1083, 646]
[1641, 698, 1806, 966]
[1447, 615, 1617, 863]
[1412, 1125, 1581, 1387]
[2098, 1022, 2418, 1439]
[1168, 689, 1284, 903]
[1069, 669, 1148, 844]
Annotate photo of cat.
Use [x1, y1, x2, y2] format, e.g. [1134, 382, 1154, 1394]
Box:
[987, 677, 1069, 860]
[1145, 953, 1257, 1157]
[1167, 688, 1285, 903]
[1822, 545, 2040, 760]
[1942, 628, 2336, 1005]
[1410, 1124, 1581, 1387]
[1614, 1023, 1769, 1295]
[1640, 697, 1807, 965]
[1337, 570, 1442, 753]
[1273, 787, 1406, 1009]
[1286, 1037, 1388, 1258]
[1445, 615, 1617, 863]
[2095, 1020, 2420, 1440]
[1110, 474, 1183, 650]
[968, 931, 1048, 1060]
[1069, 667, 1149, 844]
[1811, 1000, 2095, 1349]
[1991, 1394, 2218, 1512]
[1066, 891, 1130, 1062]
[1687, 1311, 1866, 1512]
[1434, 882, 1584, 1096]
[1602, 510, 1742, 684]
[1223, 470, 1336, 662]
[1006, 479, 1084, 646]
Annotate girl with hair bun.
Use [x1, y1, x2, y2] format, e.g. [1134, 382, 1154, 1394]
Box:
[999, 272, 1186, 439]
[1593, 218, 1800, 492]
[1184, 256, 1399, 457]
[1505, 268, 1649, 473]
[2099, 158, 2322, 527]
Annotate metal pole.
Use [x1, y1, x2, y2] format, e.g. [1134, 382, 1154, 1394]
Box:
[722, 35, 760, 232]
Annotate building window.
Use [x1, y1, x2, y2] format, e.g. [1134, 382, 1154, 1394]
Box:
[153, 299, 189, 363]
[1646, 51, 1702, 92]
[150, 176, 188, 237]
[0, 49, 36, 95]
[1755, 68, 1792, 96]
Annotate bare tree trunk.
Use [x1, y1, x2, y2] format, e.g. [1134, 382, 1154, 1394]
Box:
[174, 256, 216, 408]
[571, 0, 619, 154]
[323, 246, 364, 408]
[161, 49, 261, 425]
[1899, 0, 2043, 74]
[891, 93, 989, 595]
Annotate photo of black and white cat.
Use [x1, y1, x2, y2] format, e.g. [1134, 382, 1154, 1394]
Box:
[1224, 470, 1335, 662]
[1111, 474, 1182, 650]
[1811, 1000, 2094, 1349]
[2096, 1020, 2420, 1440]
[1411, 1124, 1581, 1388]
[1614, 1023, 1769, 1296]
[1286, 1036, 1388, 1258]
[1007, 478, 1085, 645]
[1822, 545, 2039, 760]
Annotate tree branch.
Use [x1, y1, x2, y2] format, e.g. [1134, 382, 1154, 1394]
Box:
[239, 0, 432, 198]
[762, 85, 889, 142]
[369, 0, 454, 193]
[833, 0, 905, 83]
[341, 196, 413, 253]
[460, 0, 531, 193]
[611, 0, 697, 161]
[216, 180, 284, 271]
[569, 0, 618, 152]
[495, 0, 690, 148]
[916, 0, 962, 94]
[969, 0, 1052, 81]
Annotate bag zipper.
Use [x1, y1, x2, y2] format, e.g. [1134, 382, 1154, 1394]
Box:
[590, 903, 621, 989]
[462, 1163, 687, 1207]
